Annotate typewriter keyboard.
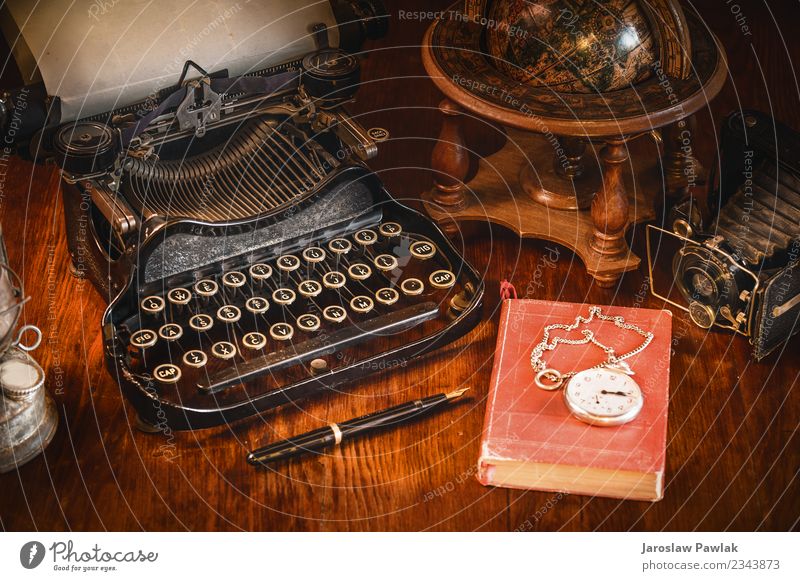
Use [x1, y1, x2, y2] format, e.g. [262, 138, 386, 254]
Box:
[119, 221, 477, 406]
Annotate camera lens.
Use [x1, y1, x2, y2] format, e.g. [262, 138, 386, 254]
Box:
[673, 247, 734, 323]
[690, 271, 717, 299]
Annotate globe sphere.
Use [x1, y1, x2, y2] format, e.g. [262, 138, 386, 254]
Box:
[484, 0, 662, 93]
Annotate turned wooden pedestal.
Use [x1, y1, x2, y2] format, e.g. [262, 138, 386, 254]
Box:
[423, 101, 674, 287]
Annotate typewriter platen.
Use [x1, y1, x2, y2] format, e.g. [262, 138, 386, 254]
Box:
[46, 8, 483, 430]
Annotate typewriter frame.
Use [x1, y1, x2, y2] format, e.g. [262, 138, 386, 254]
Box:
[60, 63, 485, 431]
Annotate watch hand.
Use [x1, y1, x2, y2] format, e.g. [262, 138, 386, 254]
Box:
[600, 390, 629, 397]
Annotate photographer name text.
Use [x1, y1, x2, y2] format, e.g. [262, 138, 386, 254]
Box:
[642, 542, 739, 554]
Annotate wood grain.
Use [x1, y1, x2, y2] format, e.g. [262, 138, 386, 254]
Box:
[0, 0, 798, 531]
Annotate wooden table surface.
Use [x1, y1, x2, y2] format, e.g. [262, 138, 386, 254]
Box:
[0, 0, 798, 531]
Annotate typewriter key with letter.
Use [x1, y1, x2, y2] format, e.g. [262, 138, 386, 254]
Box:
[211, 341, 237, 360]
[245, 297, 269, 315]
[328, 238, 352, 255]
[154, 364, 181, 384]
[272, 288, 296, 306]
[217, 305, 242, 324]
[429, 270, 456, 289]
[249, 264, 272, 284]
[141, 295, 165, 316]
[189, 314, 214, 332]
[348, 263, 372, 281]
[270, 322, 294, 341]
[379, 222, 402, 237]
[354, 229, 378, 247]
[410, 241, 436, 260]
[323, 305, 347, 323]
[277, 255, 300, 273]
[183, 350, 208, 368]
[130, 329, 158, 351]
[242, 332, 268, 351]
[194, 279, 218, 301]
[302, 247, 326, 263]
[374, 254, 398, 272]
[323, 271, 347, 289]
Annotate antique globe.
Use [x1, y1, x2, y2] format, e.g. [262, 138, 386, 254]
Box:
[483, 0, 672, 93]
[420, 0, 726, 287]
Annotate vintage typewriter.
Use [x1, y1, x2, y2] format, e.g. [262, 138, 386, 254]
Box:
[0, 0, 484, 430]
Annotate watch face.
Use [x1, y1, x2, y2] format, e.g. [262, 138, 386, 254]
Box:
[563, 368, 643, 427]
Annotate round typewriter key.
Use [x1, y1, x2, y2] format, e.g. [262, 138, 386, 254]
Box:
[375, 287, 400, 306]
[242, 332, 267, 351]
[298, 280, 322, 298]
[374, 254, 398, 272]
[401, 278, 424, 296]
[323, 305, 347, 323]
[183, 350, 208, 368]
[277, 254, 300, 272]
[153, 363, 182, 384]
[189, 313, 214, 332]
[216, 305, 242, 323]
[410, 241, 436, 260]
[328, 238, 352, 255]
[350, 295, 374, 314]
[222, 271, 246, 289]
[270, 322, 294, 341]
[249, 263, 273, 282]
[354, 229, 378, 246]
[297, 314, 321, 332]
[141, 295, 165, 315]
[323, 271, 346, 289]
[379, 222, 402, 237]
[130, 329, 157, 349]
[194, 279, 218, 298]
[429, 269, 456, 289]
[348, 263, 372, 281]
[211, 341, 237, 360]
[158, 323, 183, 341]
[167, 287, 192, 306]
[245, 297, 269, 315]
[272, 288, 296, 306]
[302, 247, 326, 263]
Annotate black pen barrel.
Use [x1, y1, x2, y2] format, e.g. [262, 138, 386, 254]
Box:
[248, 425, 337, 464]
[248, 393, 452, 465]
[338, 393, 449, 437]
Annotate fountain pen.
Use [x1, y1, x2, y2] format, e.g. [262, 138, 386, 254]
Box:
[247, 387, 469, 465]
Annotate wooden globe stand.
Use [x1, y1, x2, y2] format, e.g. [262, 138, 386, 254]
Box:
[420, 18, 726, 288]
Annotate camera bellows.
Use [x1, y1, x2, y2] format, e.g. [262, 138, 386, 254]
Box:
[714, 162, 800, 266]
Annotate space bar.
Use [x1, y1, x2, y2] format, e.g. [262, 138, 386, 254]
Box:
[198, 302, 440, 394]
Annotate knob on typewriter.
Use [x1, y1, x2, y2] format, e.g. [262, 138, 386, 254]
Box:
[54, 121, 119, 175]
[302, 48, 360, 102]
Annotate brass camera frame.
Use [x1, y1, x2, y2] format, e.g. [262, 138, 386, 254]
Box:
[645, 224, 760, 336]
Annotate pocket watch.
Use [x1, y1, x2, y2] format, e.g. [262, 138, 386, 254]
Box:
[531, 307, 653, 427]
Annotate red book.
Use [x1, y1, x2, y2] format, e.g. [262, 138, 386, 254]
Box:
[478, 299, 672, 501]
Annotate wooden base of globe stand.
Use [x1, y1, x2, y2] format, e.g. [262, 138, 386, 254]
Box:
[423, 99, 673, 288]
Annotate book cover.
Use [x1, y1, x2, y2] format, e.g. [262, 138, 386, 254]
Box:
[478, 299, 673, 501]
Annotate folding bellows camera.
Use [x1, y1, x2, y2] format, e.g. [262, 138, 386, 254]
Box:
[647, 110, 800, 360]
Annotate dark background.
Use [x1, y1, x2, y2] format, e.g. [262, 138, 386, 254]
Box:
[0, 0, 798, 531]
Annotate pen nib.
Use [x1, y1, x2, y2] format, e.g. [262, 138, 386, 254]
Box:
[445, 387, 470, 400]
